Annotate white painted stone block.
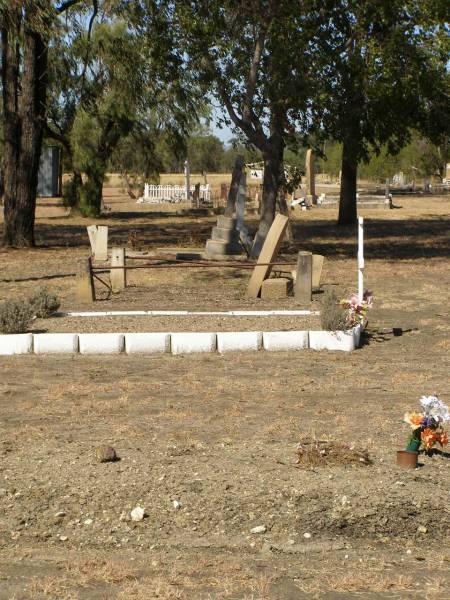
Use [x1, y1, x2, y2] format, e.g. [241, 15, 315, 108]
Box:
[171, 332, 216, 354]
[78, 333, 124, 354]
[217, 331, 262, 353]
[263, 331, 308, 351]
[125, 332, 170, 354]
[309, 330, 356, 352]
[0, 333, 33, 355]
[34, 333, 79, 354]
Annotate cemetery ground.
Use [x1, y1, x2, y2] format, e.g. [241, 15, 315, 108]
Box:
[0, 192, 449, 599]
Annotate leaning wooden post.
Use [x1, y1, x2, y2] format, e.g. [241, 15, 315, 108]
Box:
[294, 251, 312, 305]
[110, 247, 126, 293]
[76, 257, 95, 303]
[358, 217, 364, 303]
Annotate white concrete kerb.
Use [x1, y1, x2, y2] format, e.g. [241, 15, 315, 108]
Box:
[0, 326, 363, 355]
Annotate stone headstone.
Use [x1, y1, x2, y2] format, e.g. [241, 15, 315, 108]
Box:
[205, 216, 242, 256]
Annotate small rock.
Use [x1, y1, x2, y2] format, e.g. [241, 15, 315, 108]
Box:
[173, 500, 181, 510]
[406, 549, 412, 554]
[96, 446, 118, 463]
[59, 535, 68, 541]
[130, 506, 145, 522]
[54, 511, 66, 518]
[417, 525, 427, 534]
[83, 518, 93, 525]
[250, 525, 267, 534]
[303, 532, 312, 539]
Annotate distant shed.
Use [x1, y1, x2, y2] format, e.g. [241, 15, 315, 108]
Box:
[37, 146, 62, 197]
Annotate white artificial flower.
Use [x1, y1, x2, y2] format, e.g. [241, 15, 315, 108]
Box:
[420, 395, 449, 422]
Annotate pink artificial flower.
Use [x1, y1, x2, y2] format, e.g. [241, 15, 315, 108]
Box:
[348, 294, 359, 308]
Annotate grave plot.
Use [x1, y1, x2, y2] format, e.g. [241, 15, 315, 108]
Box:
[0, 195, 449, 598]
[0, 213, 368, 354]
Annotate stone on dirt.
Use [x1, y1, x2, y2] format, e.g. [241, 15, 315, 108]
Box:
[130, 506, 146, 522]
[261, 277, 291, 299]
[95, 445, 118, 463]
[250, 525, 267, 534]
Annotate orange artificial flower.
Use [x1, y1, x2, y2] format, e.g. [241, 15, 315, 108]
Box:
[404, 412, 424, 429]
[438, 431, 448, 447]
[421, 427, 437, 450]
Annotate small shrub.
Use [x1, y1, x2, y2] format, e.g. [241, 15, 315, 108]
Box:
[29, 287, 61, 318]
[320, 289, 348, 331]
[0, 299, 34, 334]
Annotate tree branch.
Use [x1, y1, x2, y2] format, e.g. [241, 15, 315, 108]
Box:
[57, 0, 83, 15]
[243, 29, 265, 122]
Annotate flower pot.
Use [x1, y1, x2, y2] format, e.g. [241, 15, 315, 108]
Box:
[396, 450, 418, 469]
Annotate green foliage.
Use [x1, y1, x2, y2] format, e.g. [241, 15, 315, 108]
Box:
[320, 290, 348, 332]
[29, 287, 61, 318]
[62, 176, 79, 208]
[311, 1, 449, 163]
[0, 299, 33, 334]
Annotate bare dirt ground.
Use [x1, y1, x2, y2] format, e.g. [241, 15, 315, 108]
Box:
[0, 192, 449, 599]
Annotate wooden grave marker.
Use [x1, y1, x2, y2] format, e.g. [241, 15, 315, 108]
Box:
[87, 225, 108, 261]
[245, 214, 289, 298]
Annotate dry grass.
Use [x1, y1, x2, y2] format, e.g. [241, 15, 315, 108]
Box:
[295, 438, 372, 467]
[28, 556, 137, 599]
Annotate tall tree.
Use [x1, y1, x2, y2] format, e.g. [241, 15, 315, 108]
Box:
[0, 0, 85, 247]
[177, 1, 316, 255]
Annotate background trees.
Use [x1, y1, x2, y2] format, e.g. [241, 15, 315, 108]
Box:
[310, 0, 450, 224]
[1, 0, 448, 247]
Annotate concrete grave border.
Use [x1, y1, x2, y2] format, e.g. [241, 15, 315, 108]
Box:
[0, 325, 363, 355]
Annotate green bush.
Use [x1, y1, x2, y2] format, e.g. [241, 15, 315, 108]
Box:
[29, 287, 61, 318]
[0, 299, 34, 334]
[320, 289, 349, 331]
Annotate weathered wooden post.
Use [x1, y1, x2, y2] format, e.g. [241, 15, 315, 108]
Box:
[305, 149, 317, 204]
[294, 251, 312, 305]
[110, 247, 126, 293]
[220, 183, 228, 202]
[76, 257, 95, 302]
[192, 182, 200, 208]
[184, 159, 191, 204]
[358, 217, 364, 303]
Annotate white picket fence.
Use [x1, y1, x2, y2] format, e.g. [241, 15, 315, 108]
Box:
[138, 183, 211, 204]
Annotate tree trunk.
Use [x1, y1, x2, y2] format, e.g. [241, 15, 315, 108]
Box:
[338, 140, 358, 225]
[1, 9, 48, 247]
[251, 148, 283, 258]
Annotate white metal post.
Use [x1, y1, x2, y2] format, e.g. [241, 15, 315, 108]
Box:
[358, 216, 364, 303]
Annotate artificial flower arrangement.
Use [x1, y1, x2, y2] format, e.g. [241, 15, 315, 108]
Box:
[340, 290, 373, 327]
[404, 395, 449, 452]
